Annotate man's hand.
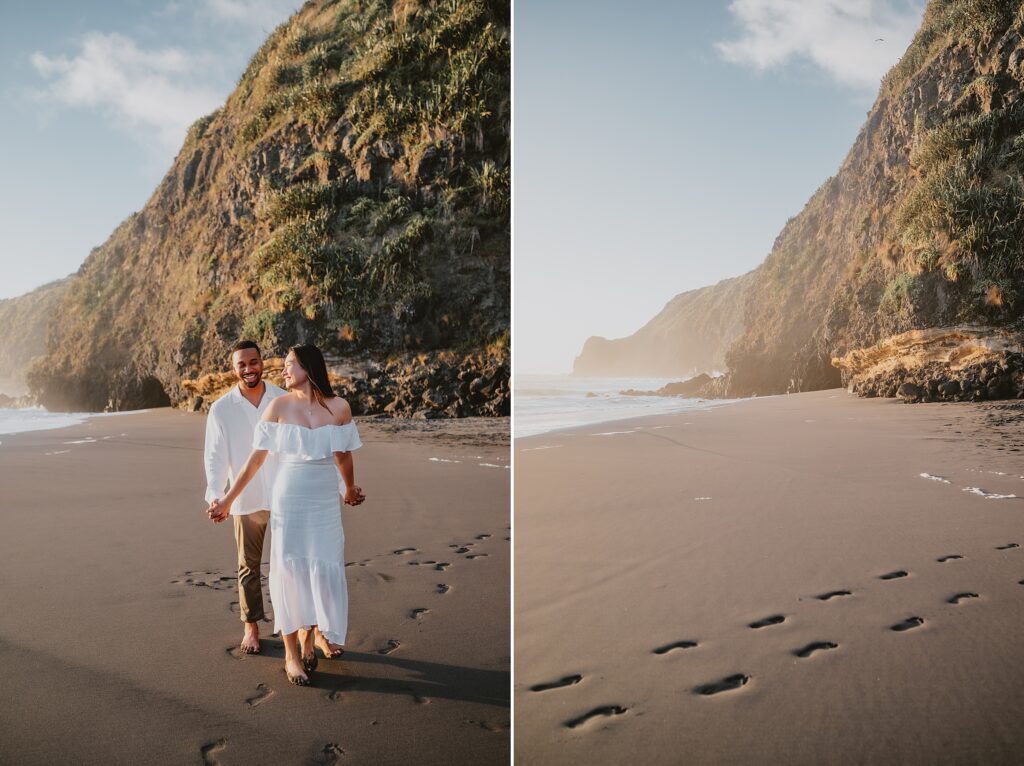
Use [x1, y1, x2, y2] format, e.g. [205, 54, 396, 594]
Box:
[344, 485, 366, 506]
[207, 498, 230, 523]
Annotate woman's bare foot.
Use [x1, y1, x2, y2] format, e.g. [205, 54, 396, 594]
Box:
[298, 628, 318, 672]
[240, 622, 261, 654]
[314, 629, 345, 658]
[284, 657, 309, 686]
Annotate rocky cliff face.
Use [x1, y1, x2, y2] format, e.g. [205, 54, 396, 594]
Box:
[721, 1, 1024, 396]
[0, 278, 71, 398]
[571, 271, 755, 378]
[26, 0, 509, 412]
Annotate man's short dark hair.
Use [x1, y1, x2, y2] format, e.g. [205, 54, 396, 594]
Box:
[231, 340, 261, 356]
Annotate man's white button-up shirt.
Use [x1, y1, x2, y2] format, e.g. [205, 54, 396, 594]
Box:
[204, 382, 287, 515]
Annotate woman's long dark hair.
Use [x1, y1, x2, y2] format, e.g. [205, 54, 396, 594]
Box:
[289, 344, 336, 412]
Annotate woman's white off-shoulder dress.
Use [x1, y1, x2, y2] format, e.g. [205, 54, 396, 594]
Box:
[252, 420, 362, 644]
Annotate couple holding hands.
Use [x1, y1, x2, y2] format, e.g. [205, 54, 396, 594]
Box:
[204, 340, 366, 686]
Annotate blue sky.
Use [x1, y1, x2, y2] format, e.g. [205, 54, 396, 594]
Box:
[0, 0, 300, 300]
[515, 0, 927, 373]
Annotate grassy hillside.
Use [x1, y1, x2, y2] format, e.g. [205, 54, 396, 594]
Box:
[28, 0, 509, 411]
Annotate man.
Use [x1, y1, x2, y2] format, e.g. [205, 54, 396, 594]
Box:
[204, 340, 286, 655]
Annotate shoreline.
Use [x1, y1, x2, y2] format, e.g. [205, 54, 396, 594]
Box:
[515, 395, 755, 440]
[515, 388, 1024, 765]
[513, 376, 749, 439]
[0, 405, 151, 436]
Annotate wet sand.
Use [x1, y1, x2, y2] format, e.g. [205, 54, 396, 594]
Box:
[515, 389, 1024, 765]
[0, 409, 509, 765]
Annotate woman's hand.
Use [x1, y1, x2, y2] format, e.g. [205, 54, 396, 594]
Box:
[344, 485, 366, 506]
[208, 498, 232, 523]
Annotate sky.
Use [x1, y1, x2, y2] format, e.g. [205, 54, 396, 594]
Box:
[0, 0, 301, 301]
[514, 0, 928, 374]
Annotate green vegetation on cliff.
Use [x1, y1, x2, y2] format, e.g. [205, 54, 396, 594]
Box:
[27, 0, 509, 411]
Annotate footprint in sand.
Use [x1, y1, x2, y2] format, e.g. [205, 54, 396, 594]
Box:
[378, 639, 401, 655]
[435, 583, 451, 595]
[314, 743, 346, 765]
[326, 680, 358, 701]
[453, 546, 472, 554]
[880, 570, 909, 580]
[794, 641, 838, 658]
[816, 590, 852, 601]
[695, 674, 750, 696]
[891, 616, 924, 632]
[948, 592, 979, 604]
[245, 683, 274, 707]
[393, 547, 416, 555]
[564, 705, 627, 729]
[200, 739, 227, 766]
[403, 688, 430, 704]
[410, 608, 430, 619]
[476, 534, 491, 540]
[465, 719, 507, 732]
[466, 554, 488, 560]
[434, 562, 451, 571]
[749, 615, 785, 629]
[530, 674, 583, 692]
[652, 640, 698, 655]
[937, 554, 964, 563]
[996, 543, 1019, 550]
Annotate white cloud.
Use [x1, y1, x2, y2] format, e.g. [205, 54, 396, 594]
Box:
[203, 0, 301, 30]
[717, 0, 927, 90]
[31, 32, 223, 152]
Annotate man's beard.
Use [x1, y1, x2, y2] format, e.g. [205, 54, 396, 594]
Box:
[242, 375, 261, 389]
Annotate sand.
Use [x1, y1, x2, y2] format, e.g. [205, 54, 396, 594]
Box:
[515, 389, 1024, 765]
[0, 409, 509, 765]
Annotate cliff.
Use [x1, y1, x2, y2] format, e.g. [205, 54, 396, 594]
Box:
[26, 0, 509, 412]
[0, 278, 71, 397]
[571, 271, 755, 378]
[722, 1, 1024, 396]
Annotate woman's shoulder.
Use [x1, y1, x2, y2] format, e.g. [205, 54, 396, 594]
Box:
[327, 395, 353, 424]
[262, 393, 295, 419]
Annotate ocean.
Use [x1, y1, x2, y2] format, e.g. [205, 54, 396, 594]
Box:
[513, 374, 736, 438]
[0, 406, 134, 436]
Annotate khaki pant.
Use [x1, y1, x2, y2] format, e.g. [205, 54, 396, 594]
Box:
[233, 510, 270, 623]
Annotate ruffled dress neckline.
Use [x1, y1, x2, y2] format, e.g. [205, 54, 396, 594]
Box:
[253, 420, 362, 460]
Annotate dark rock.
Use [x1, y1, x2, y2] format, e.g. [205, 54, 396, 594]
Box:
[422, 387, 449, 409]
[897, 382, 925, 402]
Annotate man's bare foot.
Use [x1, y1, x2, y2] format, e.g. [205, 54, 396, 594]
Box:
[284, 658, 309, 686]
[240, 622, 261, 655]
[314, 630, 345, 658]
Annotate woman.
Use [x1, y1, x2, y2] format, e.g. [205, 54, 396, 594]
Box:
[209, 344, 366, 686]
